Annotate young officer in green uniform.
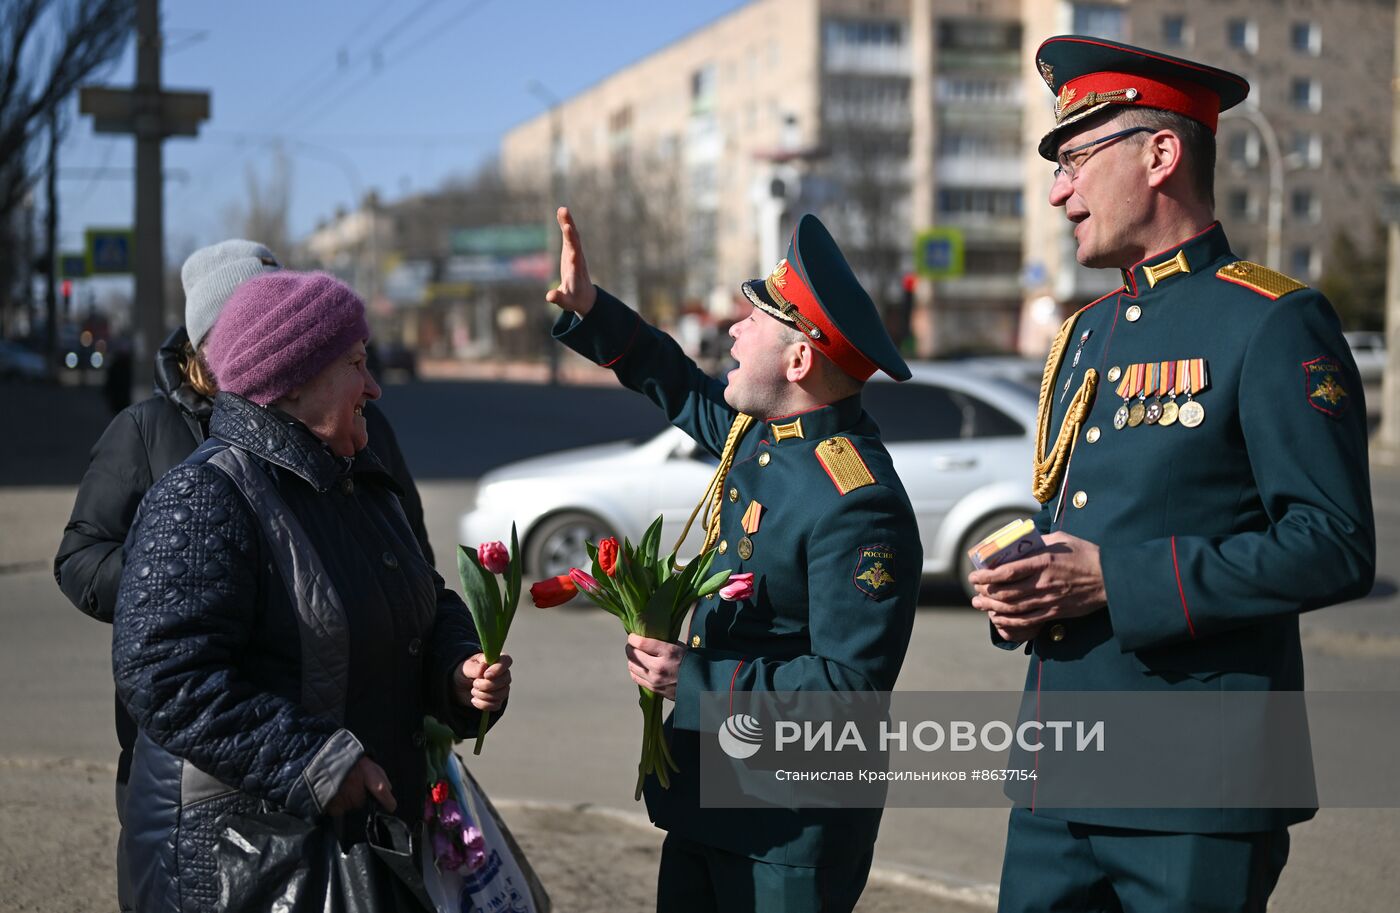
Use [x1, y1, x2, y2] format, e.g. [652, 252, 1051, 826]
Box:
[547, 206, 922, 912]
[969, 37, 1376, 912]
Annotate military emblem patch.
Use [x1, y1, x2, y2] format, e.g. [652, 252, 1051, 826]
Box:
[1304, 356, 1349, 417]
[853, 544, 897, 599]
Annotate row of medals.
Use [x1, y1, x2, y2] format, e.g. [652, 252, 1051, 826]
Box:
[1112, 360, 1208, 430]
[1114, 392, 1204, 429]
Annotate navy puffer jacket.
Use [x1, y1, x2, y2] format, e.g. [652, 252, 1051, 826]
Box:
[113, 392, 486, 913]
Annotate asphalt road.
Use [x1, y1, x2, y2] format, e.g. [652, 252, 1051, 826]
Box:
[2, 378, 1398, 912]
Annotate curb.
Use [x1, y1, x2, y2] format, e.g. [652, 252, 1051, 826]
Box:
[493, 798, 999, 910]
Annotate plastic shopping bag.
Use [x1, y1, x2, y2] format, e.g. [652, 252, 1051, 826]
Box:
[421, 753, 550, 913]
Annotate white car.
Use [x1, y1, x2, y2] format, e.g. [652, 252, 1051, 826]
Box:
[1343, 331, 1386, 385]
[459, 362, 1040, 599]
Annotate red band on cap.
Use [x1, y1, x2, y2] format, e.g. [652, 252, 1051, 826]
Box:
[1063, 71, 1222, 132]
[772, 264, 878, 381]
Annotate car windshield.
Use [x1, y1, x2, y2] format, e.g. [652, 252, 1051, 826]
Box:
[863, 380, 1027, 443]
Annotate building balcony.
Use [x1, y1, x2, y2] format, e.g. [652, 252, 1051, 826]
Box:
[935, 156, 1023, 186]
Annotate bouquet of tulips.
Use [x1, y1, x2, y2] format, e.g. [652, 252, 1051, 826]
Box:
[422, 716, 487, 874]
[531, 517, 733, 800]
[457, 525, 522, 755]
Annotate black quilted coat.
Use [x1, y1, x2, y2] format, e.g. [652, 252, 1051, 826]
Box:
[112, 392, 485, 913]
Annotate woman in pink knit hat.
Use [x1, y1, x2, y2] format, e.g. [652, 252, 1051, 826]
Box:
[111, 271, 513, 912]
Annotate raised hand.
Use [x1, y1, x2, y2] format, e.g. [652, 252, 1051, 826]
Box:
[544, 206, 597, 317]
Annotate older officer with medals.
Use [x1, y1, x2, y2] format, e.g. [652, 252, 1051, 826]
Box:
[547, 206, 921, 913]
[969, 36, 1376, 912]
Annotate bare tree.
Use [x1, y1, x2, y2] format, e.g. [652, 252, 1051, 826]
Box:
[0, 0, 134, 220]
[222, 147, 293, 256]
[0, 0, 133, 327]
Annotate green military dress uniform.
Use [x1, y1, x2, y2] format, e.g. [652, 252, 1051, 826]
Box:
[553, 215, 922, 912]
[997, 36, 1377, 913]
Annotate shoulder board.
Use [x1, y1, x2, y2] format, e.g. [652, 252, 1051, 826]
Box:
[814, 437, 875, 496]
[1215, 260, 1307, 300]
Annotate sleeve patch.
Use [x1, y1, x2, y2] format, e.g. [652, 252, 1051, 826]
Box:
[1216, 260, 1306, 300]
[814, 437, 875, 495]
[1303, 355, 1349, 417]
[853, 544, 897, 599]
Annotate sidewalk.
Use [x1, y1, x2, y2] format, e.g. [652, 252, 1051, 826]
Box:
[0, 755, 989, 913]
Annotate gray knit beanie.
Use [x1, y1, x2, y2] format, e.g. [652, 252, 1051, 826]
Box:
[181, 240, 282, 347]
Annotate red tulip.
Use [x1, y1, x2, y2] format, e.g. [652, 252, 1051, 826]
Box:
[597, 537, 619, 576]
[477, 541, 509, 575]
[530, 574, 578, 608]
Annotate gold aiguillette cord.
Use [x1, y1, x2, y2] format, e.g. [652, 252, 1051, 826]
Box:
[671, 413, 755, 570]
[1033, 313, 1099, 505]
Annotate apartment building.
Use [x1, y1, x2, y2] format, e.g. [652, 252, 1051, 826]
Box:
[501, 0, 1393, 355]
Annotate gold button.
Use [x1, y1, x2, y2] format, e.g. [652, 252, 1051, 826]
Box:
[758, 452, 771, 467]
[1050, 623, 1067, 643]
[728, 488, 738, 502]
[690, 634, 701, 648]
[718, 540, 728, 555]
[1072, 490, 1087, 509]
[1125, 305, 1142, 322]
[1107, 366, 1122, 383]
[1086, 427, 1101, 443]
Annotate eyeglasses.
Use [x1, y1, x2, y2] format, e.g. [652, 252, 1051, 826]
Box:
[1053, 126, 1154, 181]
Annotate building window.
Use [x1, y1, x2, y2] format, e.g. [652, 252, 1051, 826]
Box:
[691, 65, 716, 115]
[1290, 132, 1322, 168]
[1290, 245, 1318, 279]
[1227, 130, 1260, 168]
[1162, 15, 1188, 48]
[1291, 22, 1321, 55]
[1291, 77, 1321, 111]
[1072, 4, 1127, 41]
[1227, 189, 1257, 220]
[937, 19, 1020, 52]
[1291, 188, 1320, 222]
[1227, 19, 1258, 54]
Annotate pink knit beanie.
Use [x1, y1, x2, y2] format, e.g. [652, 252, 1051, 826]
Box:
[203, 271, 370, 405]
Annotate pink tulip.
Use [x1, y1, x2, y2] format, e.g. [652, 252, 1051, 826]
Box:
[432, 829, 465, 871]
[569, 567, 602, 595]
[718, 572, 755, 601]
[478, 541, 509, 575]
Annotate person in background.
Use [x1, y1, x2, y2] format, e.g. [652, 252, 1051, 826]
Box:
[53, 239, 432, 910]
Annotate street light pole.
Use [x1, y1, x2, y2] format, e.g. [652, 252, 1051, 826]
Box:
[1220, 108, 1285, 271]
[133, 0, 165, 393]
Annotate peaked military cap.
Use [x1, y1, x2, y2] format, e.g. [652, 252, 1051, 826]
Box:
[1035, 35, 1250, 160]
[741, 214, 911, 382]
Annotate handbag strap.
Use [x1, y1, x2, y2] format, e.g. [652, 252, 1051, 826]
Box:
[207, 446, 350, 723]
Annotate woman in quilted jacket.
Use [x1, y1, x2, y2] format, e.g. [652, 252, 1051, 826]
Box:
[111, 271, 511, 913]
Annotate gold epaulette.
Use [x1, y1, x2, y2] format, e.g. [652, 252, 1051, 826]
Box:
[1216, 260, 1307, 300]
[814, 437, 875, 496]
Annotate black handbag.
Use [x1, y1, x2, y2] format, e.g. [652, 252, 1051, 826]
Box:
[214, 803, 434, 913]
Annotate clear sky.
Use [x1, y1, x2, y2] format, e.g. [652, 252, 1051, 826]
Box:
[56, 0, 752, 258]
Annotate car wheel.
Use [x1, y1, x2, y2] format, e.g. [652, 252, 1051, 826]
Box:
[526, 511, 616, 582]
[956, 511, 1029, 603]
